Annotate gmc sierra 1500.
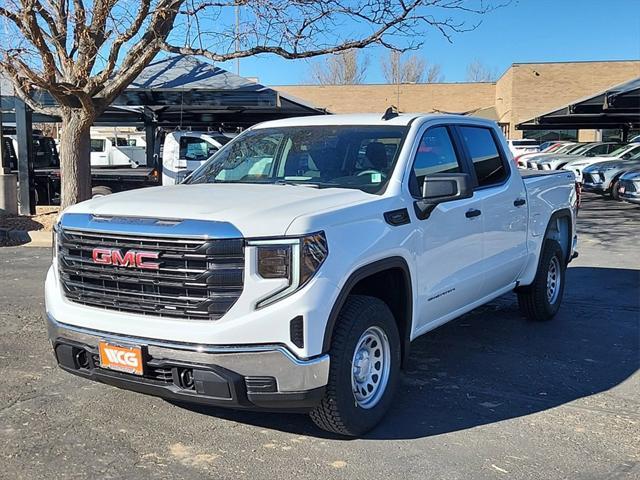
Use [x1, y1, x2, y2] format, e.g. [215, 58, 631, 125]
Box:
[45, 113, 578, 436]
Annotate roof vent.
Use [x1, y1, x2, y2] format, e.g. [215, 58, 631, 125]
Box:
[382, 106, 399, 120]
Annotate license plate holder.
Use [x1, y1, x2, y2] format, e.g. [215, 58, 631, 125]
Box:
[98, 341, 144, 376]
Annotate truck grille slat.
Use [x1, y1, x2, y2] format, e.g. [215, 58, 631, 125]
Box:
[58, 228, 245, 320]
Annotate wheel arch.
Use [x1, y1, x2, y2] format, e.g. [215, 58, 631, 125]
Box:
[323, 257, 413, 368]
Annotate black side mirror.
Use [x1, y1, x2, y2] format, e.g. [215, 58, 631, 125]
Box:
[415, 173, 473, 219]
[622, 154, 631, 160]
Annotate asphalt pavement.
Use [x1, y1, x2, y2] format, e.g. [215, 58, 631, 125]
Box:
[0, 194, 638, 479]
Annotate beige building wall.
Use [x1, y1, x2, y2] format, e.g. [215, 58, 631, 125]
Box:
[275, 83, 496, 115]
[274, 60, 640, 140]
[505, 60, 640, 139]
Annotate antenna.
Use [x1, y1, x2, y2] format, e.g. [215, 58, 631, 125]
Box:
[382, 106, 399, 121]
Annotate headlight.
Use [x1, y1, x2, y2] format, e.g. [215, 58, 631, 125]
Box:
[250, 231, 328, 308]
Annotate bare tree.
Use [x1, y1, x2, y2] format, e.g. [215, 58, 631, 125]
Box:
[309, 49, 369, 85]
[0, 0, 496, 208]
[465, 59, 499, 82]
[381, 50, 442, 84]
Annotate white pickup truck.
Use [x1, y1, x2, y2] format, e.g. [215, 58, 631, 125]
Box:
[45, 113, 578, 436]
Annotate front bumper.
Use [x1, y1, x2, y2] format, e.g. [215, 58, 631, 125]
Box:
[46, 313, 329, 411]
[582, 182, 606, 193]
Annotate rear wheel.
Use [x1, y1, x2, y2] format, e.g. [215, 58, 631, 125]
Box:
[517, 240, 566, 321]
[310, 295, 400, 436]
[92, 186, 113, 198]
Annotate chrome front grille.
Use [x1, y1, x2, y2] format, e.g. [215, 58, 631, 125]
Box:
[58, 228, 244, 320]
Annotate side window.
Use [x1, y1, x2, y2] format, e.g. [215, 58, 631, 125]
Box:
[411, 126, 461, 195]
[458, 126, 507, 187]
[90, 139, 105, 152]
[179, 137, 217, 160]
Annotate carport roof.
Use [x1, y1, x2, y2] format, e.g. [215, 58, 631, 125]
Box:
[516, 76, 640, 130]
[1, 55, 327, 127]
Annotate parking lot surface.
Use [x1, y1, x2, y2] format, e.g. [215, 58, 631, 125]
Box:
[0, 194, 638, 479]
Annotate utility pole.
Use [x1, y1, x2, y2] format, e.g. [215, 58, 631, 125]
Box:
[235, 3, 240, 75]
[0, 79, 5, 173]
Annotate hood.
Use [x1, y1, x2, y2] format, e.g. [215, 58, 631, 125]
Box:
[563, 156, 611, 168]
[621, 167, 640, 180]
[64, 183, 373, 237]
[584, 159, 640, 173]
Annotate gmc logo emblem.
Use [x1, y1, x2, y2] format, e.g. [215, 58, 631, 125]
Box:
[92, 248, 160, 270]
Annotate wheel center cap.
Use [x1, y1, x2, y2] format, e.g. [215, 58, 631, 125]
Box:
[354, 350, 371, 382]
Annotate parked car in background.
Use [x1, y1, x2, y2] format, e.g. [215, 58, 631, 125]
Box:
[562, 144, 640, 182]
[539, 141, 572, 152]
[516, 142, 578, 168]
[618, 167, 640, 204]
[525, 143, 587, 169]
[629, 134, 640, 143]
[538, 142, 623, 170]
[582, 152, 640, 199]
[507, 139, 540, 156]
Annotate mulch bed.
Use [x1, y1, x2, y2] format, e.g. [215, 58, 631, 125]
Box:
[0, 206, 59, 246]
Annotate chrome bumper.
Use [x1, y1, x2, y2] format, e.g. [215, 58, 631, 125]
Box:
[46, 313, 329, 393]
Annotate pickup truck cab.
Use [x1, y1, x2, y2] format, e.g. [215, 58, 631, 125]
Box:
[90, 135, 147, 168]
[46, 113, 578, 436]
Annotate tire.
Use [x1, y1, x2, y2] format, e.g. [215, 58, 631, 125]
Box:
[92, 186, 113, 198]
[309, 295, 401, 436]
[517, 239, 566, 321]
[610, 179, 621, 201]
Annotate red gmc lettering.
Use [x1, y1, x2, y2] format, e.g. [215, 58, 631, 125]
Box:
[91, 248, 160, 270]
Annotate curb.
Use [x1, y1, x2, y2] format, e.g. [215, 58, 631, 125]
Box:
[27, 230, 53, 247]
[0, 228, 51, 247]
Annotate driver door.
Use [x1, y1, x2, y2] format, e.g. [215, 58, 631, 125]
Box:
[411, 125, 484, 332]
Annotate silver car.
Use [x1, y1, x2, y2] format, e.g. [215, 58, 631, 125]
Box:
[582, 153, 640, 199]
[618, 167, 640, 205]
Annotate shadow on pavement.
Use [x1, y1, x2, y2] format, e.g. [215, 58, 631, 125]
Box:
[173, 266, 639, 440]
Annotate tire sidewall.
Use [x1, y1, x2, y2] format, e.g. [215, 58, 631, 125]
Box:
[539, 240, 566, 317]
[331, 300, 401, 435]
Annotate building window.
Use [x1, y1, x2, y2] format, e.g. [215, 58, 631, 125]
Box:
[522, 130, 578, 142]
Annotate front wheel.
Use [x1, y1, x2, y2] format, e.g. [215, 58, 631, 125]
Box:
[517, 239, 566, 321]
[309, 295, 400, 436]
[610, 180, 621, 200]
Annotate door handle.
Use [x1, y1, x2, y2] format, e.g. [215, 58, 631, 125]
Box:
[514, 198, 526, 207]
[465, 208, 482, 218]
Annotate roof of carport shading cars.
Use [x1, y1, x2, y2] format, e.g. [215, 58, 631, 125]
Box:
[0, 55, 327, 127]
[516, 76, 640, 131]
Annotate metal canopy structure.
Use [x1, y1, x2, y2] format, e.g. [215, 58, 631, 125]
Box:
[99, 55, 326, 127]
[516, 77, 640, 134]
[1, 55, 327, 214]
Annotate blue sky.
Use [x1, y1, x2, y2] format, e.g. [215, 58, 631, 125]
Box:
[215, 0, 640, 85]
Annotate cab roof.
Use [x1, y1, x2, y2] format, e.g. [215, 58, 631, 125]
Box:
[253, 113, 498, 129]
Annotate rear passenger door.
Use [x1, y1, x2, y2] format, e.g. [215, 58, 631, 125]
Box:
[455, 125, 528, 299]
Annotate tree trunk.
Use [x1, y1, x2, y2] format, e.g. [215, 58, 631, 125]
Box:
[60, 109, 94, 209]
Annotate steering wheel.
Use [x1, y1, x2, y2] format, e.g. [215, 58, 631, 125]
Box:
[357, 169, 387, 180]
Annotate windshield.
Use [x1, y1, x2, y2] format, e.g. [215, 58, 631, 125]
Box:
[554, 144, 576, 154]
[605, 145, 636, 157]
[186, 126, 408, 193]
[568, 143, 595, 155]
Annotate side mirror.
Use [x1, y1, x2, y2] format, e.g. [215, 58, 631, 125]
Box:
[586, 152, 595, 157]
[622, 154, 631, 160]
[415, 173, 473, 220]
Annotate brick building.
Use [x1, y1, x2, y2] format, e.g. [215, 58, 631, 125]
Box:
[274, 60, 640, 141]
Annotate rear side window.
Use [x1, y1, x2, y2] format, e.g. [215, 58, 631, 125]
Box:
[458, 126, 507, 187]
